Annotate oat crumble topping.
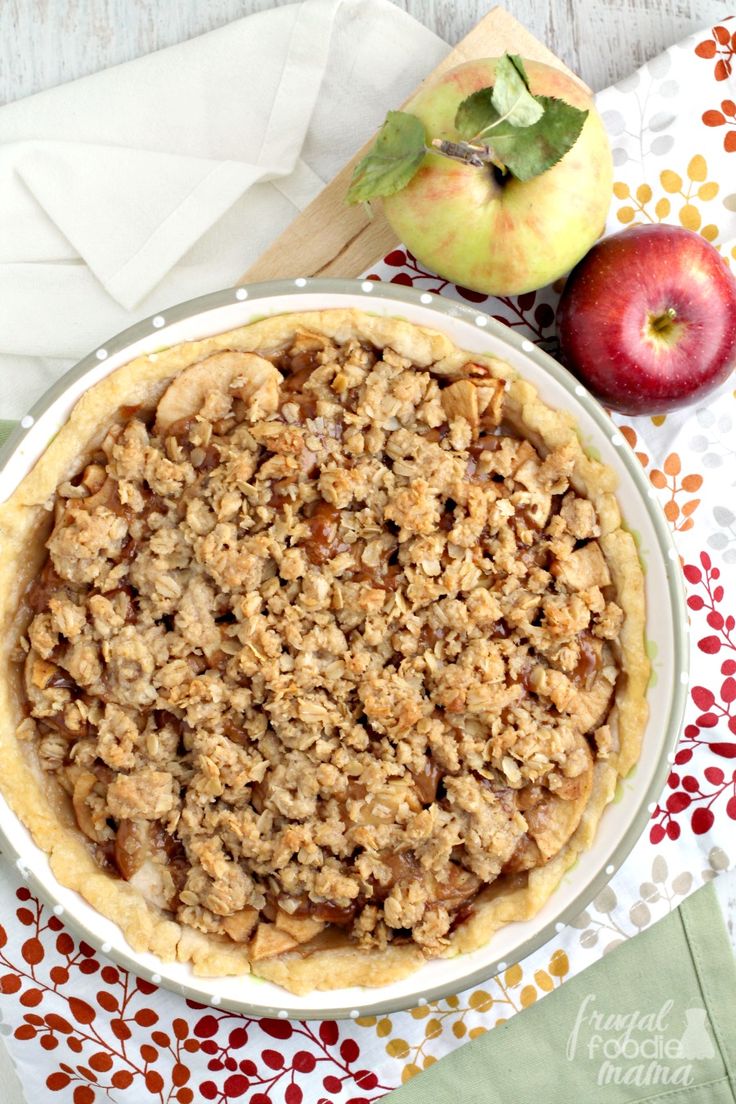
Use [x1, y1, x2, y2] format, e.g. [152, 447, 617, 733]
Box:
[20, 329, 622, 960]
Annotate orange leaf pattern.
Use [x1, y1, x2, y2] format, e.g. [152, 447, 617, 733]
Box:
[703, 99, 736, 153]
[694, 23, 736, 81]
[648, 454, 703, 531]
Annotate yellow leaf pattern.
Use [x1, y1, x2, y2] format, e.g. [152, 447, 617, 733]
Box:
[614, 158, 723, 249]
[357, 949, 571, 1080]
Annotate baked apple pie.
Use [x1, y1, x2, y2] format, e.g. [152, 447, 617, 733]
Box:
[0, 310, 648, 994]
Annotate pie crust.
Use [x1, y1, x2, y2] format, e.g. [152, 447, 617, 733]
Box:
[0, 309, 649, 994]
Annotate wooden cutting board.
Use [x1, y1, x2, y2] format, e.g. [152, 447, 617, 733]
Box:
[239, 4, 586, 284]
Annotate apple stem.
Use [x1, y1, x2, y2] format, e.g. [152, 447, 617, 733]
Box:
[429, 138, 506, 174]
[650, 307, 678, 333]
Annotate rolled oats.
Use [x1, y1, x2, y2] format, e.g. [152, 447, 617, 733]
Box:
[14, 313, 646, 986]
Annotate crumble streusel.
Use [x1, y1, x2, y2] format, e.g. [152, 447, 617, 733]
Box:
[0, 309, 648, 993]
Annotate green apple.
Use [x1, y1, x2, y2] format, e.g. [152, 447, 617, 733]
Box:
[375, 59, 613, 297]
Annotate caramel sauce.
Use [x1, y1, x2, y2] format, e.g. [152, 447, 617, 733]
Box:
[516, 784, 545, 812]
[431, 864, 481, 911]
[468, 434, 504, 458]
[165, 415, 196, 442]
[518, 661, 535, 693]
[449, 902, 475, 931]
[119, 535, 137, 562]
[418, 623, 445, 650]
[27, 561, 64, 614]
[94, 839, 120, 877]
[103, 584, 137, 624]
[46, 669, 78, 691]
[351, 562, 400, 591]
[151, 823, 188, 910]
[353, 853, 417, 906]
[439, 509, 454, 532]
[75, 477, 131, 520]
[278, 351, 322, 422]
[250, 779, 268, 814]
[310, 900, 359, 926]
[281, 350, 321, 392]
[38, 712, 89, 740]
[206, 649, 230, 673]
[196, 444, 221, 473]
[223, 718, 248, 745]
[411, 756, 443, 804]
[140, 490, 168, 520]
[268, 478, 295, 510]
[424, 425, 449, 444]
[572, 633, 601, 690]
[302, 500, 348, 565]
[185, 653, 207, 675]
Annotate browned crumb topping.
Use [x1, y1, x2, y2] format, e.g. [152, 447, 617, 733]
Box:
[20, 329, 621, 958]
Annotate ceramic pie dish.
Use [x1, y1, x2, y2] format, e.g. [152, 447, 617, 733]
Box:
[0, 279, 687, 1019]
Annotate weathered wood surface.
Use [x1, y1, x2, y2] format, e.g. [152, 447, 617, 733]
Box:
[1, 0, 730, 105]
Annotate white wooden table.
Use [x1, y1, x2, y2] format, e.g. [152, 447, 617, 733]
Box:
[0, 0, 734, 102]
[0, 2, 734, 1100]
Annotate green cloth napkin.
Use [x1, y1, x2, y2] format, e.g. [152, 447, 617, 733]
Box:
[0, 420, 16, 448]
[383, 884, 736, 1103]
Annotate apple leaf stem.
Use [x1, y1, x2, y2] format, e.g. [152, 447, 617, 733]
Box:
[429, 137, 505, 172]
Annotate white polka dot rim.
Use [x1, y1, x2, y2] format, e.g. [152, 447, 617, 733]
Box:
[152, 316, 165, 328]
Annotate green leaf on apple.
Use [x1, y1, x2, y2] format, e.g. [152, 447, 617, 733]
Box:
[347, 111, 427, 204]
[455, 93, 588, 182]
[487, 54, 543, 128]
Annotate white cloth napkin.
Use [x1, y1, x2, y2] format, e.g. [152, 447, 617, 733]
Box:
[0, 0, 447, 418]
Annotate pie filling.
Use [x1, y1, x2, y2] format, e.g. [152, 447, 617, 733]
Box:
[18, 329, 624, 962]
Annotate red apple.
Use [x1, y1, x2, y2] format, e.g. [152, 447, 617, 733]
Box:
[556, 225, 736, 414]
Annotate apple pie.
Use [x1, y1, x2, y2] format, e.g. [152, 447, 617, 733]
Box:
[0, 309, 648, 994]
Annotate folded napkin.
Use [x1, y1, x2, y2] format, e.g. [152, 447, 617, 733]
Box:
[382, 883, 736, 1104]
[0, 0, 447, 417]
